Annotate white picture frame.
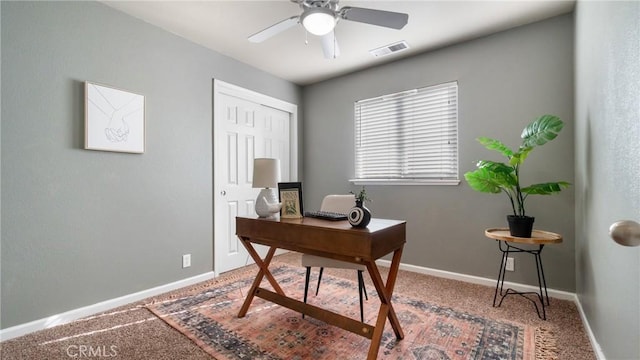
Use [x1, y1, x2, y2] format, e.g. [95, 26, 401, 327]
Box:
[85, 81, 145, 153]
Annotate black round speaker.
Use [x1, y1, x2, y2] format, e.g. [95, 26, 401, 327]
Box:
[348, 205, 371, 228]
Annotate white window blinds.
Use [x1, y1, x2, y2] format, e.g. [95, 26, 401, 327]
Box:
[353, 81, 459, 184]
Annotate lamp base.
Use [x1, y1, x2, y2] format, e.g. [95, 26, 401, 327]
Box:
[255, 188, 282, 218]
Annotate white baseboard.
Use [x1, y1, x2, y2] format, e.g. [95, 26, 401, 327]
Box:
[574, 294, 606, 360]
[375, 259, 575, 301]
[2, 257, 604, 360]
[0, 271, 216, 342]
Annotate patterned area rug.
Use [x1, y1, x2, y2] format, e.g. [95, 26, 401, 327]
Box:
[147, 264, 540, 360]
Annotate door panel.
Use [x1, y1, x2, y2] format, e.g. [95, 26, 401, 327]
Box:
[214, 83, 295, 275]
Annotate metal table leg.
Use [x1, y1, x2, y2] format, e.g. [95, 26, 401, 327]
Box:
[493, 241, 549, 320]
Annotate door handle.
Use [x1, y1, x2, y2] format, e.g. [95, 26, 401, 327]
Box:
[609, 220, 640, 247]
[221, 190, 227, 196]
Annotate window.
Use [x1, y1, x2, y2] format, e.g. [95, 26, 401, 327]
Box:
[352, 81, 459, 185]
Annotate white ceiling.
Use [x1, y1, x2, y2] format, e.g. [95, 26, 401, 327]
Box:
[102, 0, 575, 86]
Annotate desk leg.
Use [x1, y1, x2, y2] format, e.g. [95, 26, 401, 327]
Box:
[366, 247, 405, 360]
[237, 238, 284, 318]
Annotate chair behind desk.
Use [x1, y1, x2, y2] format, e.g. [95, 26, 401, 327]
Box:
[302, 194, 368, 322]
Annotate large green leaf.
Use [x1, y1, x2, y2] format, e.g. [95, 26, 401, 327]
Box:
[477, 137, 514, 158]
[464, 167, 515, 193]
[521, 115, 564, 148]
[464, 168, 502, 193]
[476, 161, 518, 186]
[521, 181, 571, 195]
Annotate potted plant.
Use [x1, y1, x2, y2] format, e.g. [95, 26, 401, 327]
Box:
[351, 186, 371, 206]
[464, 114, 570, 237]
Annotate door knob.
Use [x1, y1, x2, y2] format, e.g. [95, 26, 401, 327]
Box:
[221, 190, 227, 196]
[609, 220, 640, 247]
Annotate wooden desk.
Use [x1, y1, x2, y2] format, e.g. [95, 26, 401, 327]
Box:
[236, 216, 406, 360]
[485, 228, 562, 320]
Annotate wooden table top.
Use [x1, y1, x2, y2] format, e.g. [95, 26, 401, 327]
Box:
[236, 216, 406, 262]
[484, 228, 562, 245]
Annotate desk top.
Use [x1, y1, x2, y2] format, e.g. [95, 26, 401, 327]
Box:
[236, 216, 406, 262]
[485, 228, 562, 245]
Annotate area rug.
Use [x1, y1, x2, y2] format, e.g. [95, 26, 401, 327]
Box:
[147, 264, 547, 360]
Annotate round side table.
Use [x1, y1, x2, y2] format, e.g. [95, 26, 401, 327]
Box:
[485, 228, 562, 320]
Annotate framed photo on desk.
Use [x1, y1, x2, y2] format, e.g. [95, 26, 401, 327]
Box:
[278, 182, 303, 218]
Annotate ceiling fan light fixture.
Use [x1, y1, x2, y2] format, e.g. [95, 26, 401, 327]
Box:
[301, 7, 336, 36]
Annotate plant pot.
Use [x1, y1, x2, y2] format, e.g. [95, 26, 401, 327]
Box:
[507, 215, 535, 238]
[348, 200, 371, 228]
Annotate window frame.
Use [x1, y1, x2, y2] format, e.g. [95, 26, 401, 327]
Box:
[350, 81, 460, 186]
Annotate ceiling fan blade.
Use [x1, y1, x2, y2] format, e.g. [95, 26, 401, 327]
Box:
[321, 31, 340, 59]
[339, 7, 408, 29]
[248, 16, 299, 43]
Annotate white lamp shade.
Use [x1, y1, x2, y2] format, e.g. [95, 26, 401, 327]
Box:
[301, 8, 336, 36]
[252, 158, 281, 188]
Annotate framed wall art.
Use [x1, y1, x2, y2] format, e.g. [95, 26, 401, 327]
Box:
[85, 81, 145, 153]
[278, 182, 304, 219]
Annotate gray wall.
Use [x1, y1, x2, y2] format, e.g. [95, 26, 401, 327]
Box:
[1, 1, 301, 328]
[302, 15, 575, 290]
[575, 1, 640, 359]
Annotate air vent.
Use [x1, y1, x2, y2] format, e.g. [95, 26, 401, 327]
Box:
[369, 41, 410, 57]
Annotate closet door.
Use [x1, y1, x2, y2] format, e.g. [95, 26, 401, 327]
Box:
[213, 81, 296, 274]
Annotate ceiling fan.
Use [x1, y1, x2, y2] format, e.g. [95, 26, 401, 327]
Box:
[248, 0, 409, 59]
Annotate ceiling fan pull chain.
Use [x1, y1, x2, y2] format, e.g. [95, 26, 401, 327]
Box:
[333, 29, 337, 58]
[305, 30, 309, 45]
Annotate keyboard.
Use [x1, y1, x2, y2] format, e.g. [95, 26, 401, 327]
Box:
[304, 210, 348, 221]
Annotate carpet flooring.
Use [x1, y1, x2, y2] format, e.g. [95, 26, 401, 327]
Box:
[0, 252, 595, 359]
[148, 264, 539, 359]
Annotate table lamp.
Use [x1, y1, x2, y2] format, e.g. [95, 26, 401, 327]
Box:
[252, 158, 282, 218]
